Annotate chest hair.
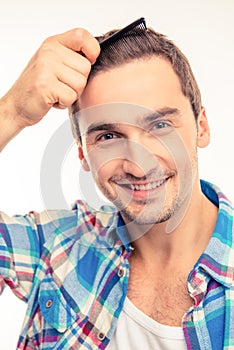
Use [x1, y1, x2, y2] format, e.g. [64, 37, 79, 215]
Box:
[127, 266, 194, 326]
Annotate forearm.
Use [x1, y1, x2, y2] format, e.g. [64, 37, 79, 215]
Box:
[0, 94, 25, 152]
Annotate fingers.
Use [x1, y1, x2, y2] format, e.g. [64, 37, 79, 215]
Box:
[31, 53, 91, 109]
[60, 47, 92, 78]
[34, 28, 100, 108]
[54, 28, 101, 64]
[57, 64, 88, 95]
[52, 67, 88, 108]
[3, 27, 101, 128]
[49, 81, 78, 110]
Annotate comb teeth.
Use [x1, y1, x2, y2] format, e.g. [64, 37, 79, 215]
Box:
[100, 17, 147, 50]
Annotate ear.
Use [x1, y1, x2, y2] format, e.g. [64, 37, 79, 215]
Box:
[197, 107, 210, 148]
[78, 144, 90, 172]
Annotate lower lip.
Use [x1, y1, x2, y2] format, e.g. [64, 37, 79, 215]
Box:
[117, 179, 168, 199]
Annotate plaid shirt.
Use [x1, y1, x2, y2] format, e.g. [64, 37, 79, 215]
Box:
[0, 180, 233, 349]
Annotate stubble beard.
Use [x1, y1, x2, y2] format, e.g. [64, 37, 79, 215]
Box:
[97, 177, 184, 225]
[121, 196, 181, 225]
[119, 182, 183, 225]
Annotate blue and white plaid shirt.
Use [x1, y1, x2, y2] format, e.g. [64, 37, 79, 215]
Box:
[0, 180, 233, 349]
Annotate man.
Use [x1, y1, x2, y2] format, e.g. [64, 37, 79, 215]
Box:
[0, 21, 233, 350]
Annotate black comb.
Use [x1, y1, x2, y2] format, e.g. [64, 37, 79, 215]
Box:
[100, 17, 147, 50]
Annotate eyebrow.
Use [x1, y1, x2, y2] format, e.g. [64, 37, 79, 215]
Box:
[84, 107, 181, 136]
[144, 107, 180, 123]
[85, 122, 122, 136]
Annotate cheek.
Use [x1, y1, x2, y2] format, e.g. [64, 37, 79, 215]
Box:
[158, 130, 195, 174]
[88, 158, 122, 183]
[95, 165, 111, 182]
[84, 139, 131, 176]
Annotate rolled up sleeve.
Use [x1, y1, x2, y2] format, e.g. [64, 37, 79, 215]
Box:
[0, 211, 41, 302]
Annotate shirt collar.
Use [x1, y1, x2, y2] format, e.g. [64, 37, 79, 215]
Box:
[115, 180, 234, 287]
[115, 215, 133, 253]
[194, 180, 234, 288]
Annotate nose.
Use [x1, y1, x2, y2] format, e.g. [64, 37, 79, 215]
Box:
[122, 158, 146, 178]
[122, 139, 159, 177]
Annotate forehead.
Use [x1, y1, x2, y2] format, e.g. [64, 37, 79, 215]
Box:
[79, 57, 184, 109]
[77, 103, 152, 130]
[77, 57, 191, 132]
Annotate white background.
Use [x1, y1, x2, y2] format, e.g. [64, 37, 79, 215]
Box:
[0, 0, 234, 348]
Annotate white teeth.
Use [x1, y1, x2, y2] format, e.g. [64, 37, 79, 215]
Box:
[128, 179, 166, 191]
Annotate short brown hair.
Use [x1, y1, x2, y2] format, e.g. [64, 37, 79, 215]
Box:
[70, 27, 202, 137]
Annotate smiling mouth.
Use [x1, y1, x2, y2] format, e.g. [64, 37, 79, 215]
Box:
[117, 177, 169, 191]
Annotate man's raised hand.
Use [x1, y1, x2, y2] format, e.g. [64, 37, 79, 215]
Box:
[1, 28, 100, 127]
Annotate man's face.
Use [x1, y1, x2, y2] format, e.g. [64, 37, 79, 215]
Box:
[76, 57, 209, 226]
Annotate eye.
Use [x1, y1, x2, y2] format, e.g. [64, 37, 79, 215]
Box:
[97, 132, 119, 142]
[150, 120, 173, 135]
[153, 121, 170, 129]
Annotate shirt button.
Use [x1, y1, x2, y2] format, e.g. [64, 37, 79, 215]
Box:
[97, 331, 105, 341]
[45, 299, 53, 308]
[117, 267, 125, 278]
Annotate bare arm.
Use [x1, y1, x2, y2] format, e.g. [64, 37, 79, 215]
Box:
[0, 28, 100, 151]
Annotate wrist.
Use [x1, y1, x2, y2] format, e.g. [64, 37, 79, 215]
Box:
[0, 92, 29, 131]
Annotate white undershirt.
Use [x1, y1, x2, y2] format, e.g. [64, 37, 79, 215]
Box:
[108, 297, 187, 350]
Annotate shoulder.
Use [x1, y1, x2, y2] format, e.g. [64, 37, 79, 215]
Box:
[34, 200, 118, 246]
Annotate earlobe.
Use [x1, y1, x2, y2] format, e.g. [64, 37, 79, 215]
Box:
[197, 107, 210, 148]
[78, 145, 90, 172]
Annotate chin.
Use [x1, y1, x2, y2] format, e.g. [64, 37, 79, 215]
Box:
[120, 205, 172, 225]
[120, 193, 183, 225]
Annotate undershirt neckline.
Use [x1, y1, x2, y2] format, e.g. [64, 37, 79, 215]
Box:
[124, 297, 185, 340]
